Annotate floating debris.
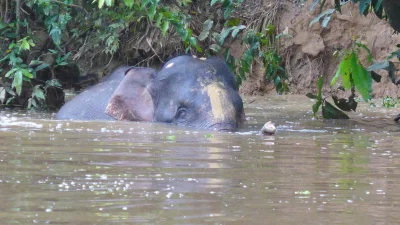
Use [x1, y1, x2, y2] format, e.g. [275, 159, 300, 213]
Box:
[260, 121, 276, 135]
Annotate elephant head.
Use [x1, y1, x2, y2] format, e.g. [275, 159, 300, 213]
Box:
[106, 55, 245, 131]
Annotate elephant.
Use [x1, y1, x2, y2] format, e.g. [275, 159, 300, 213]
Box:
[55, 55, 245, 131]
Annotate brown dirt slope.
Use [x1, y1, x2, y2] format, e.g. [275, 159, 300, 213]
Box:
[241, 0, 400, 98]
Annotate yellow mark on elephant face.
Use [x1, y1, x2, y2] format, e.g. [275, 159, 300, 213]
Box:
[206, 83, 234, 121]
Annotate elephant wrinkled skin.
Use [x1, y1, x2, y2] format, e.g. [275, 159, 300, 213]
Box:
[55, 55, 245, 131]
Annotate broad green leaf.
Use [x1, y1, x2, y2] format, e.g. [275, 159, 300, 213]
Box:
[161, 20, 169, 36]
[322, 101, 350, 119]
[148, 2, 157, 21]
[155, 13, 163, 27]
[310, 0, 320, 11]
[359, 0, 372, 14]
[123, 0, 134, 8]
[98, 0, 105, 8]
[331, 53, 353, 88]
[35, 63, 50, 71]
[33, 85, 46, 100]
[350, 52, 372, 101]
[218, 27, 233, 45]
[189, 37, 197, 46]
[105, 0, 113, 6]
[177, 28, 189, 41]
[20, 39, 30, 50]
[21, 69, 33, 78]
[340, 53, 353, 89]
[232, 25, 246, 38]
[198, 19, 213, 41]
[211, 0, 219, 6]
[209, 44, 221, 52]
[322, 14, 332, 28]
[309, 8, 336, 27]
[224, 5, 232, 19]
[5, 68, 18, 78]
[49, 28, 61, 45]
[12, 70, 23, 96]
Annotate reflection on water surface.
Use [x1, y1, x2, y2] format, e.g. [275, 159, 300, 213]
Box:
[0, 95, 400, 224]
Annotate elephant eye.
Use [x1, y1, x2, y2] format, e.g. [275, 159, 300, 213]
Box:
[176, 107, 187, 121]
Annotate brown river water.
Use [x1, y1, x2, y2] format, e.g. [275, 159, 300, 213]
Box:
[1, 95, 400, 224]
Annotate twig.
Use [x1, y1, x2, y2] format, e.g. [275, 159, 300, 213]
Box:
[134, 54, 157, 67]
[4, 0, 8, 23]
[104, 53, 114, 69]
[49, 0, 89, 14]
[61, 29, 91, 49]
[15, 0, 20, 40]
[146, 38, 164, 63]
[20, 6, 30, 16]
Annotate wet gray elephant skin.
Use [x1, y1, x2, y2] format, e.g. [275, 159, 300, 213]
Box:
[55, 55, 245, 131]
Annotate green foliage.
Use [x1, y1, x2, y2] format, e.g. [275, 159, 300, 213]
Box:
[309, 0, 384, 28]
[382, 96, 398, 108]
[92, 0, 202, 53]
[28, 85, 46, 109]
[198, 19, 214, 41]
[308, 0, 400, 120]
[26, 0, 72, 46]
[322, 101, 350, 119]
[235, 26, 288, 93]
[1, 0, 287, 109]
[307, 39, 400, 119]
[210, 0, 244, 19]
[310, 41, 374, 119]
[0, 37, 35, 96]
[307, 76, 350, 119]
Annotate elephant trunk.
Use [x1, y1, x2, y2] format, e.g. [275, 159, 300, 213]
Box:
[205, 82, 243, 131]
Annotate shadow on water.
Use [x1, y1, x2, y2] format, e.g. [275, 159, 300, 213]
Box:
[0, 95, 400, 224]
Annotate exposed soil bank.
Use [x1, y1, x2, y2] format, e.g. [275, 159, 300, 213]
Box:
[240, 0, 400, 98]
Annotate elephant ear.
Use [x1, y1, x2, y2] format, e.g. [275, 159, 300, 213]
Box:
[106, 67, 155, 121]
